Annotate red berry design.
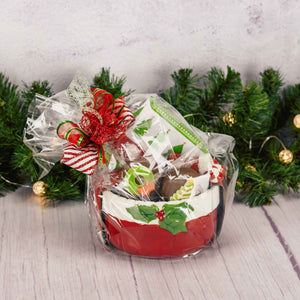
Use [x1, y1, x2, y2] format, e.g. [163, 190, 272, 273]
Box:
[168, 152, 181, 160]
[209, 158, 227, 184]
[155, 210, 165, 221]
[191, 161, 198, 172]
[217, 173, 224, 182]
[220, 166, 226, 175]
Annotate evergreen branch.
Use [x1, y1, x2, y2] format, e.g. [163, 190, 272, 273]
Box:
[92, 67, 133, 98]
[232, 82, 272, 143]
[238, 165, 277, 206]
[11, 143, 40, 181]
[260, 68, 283, 100]
[21, 80, 52, 112]
[44, 177, 83, 202]
[0, 73, 20, 115]
[194, 66, 242, 129]
[273, 84, 300, 130]
[0, 76, 53, 194]
[266, 161, 300, 193]
[0, 67, 299, 207]
[42, 164, 85, 202]
[0, 73, 23, 129]
[204, 66, 242, 104]
[0, 73, 22, 193]
[160, 68, 201, 116]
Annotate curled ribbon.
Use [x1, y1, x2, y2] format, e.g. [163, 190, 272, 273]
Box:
[57, 88, 135, 175]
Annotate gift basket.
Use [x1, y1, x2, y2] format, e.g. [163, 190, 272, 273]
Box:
[24, 74, 238, 258]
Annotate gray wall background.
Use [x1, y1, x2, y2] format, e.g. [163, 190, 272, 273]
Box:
[1, 0, 300, 93]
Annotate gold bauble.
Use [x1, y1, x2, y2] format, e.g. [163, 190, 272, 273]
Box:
[236, 181, 243, 189]
[32, 181, 47, 196]
[245, 165, 257, 172]
[293, 114, 300, 128]
[222, 112, 235, 127]
[279, 149, 293, 164]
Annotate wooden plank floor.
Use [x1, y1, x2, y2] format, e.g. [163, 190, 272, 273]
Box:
[0, 188, 299, 299]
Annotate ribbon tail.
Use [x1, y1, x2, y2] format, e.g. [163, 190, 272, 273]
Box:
[61, 142, 100, 175]
[114, 97, 135, 127]
[98, 144, 106, 165]
[57, 120, 90, 147]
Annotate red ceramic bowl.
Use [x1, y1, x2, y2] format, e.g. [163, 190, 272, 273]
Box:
[94, 185, 224, 258]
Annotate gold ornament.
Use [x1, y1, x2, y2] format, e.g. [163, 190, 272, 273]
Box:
[279, 149, 293, 164]
[222, 112, 235, 127]
[266, 199, 272, 206]
[245, 165, 257, 172]
[236, 181, 243, 189]
[32, 181, 47, 196]
[259, 136, 294, 164]
[293, 114, 300, 128]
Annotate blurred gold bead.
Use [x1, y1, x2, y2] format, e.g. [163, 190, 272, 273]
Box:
[245, 165, 257, 172]
[279, 149, 293, 164]
[223, 112, 235, 127]
[236, 181, 243, 188]
[293, 114, 300, 128]
[32, 181, 47, 196]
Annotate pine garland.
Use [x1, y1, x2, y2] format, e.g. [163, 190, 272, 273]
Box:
[0, 67, 299, 206]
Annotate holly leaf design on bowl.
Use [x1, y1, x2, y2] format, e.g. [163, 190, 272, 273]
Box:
[126, 204, 159, 223]
[126, 202, 194, 235]
[159, 202, 194, 235]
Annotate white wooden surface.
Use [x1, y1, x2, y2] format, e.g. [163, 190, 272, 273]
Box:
[0, 188, 299, 300]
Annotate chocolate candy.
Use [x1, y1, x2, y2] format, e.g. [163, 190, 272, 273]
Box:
[160, 168, 199, 200]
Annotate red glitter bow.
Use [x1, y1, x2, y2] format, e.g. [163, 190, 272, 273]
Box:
[57, 88, 135, 175]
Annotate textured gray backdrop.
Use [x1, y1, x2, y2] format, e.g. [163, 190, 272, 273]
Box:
[1, 0, 300, 93]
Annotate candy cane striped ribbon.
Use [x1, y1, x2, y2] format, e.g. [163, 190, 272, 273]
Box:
[61, 143, 105, 175]
[58, 88, 134, 175]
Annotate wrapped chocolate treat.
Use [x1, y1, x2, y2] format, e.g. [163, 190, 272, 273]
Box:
[24, 74, 238, 258]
